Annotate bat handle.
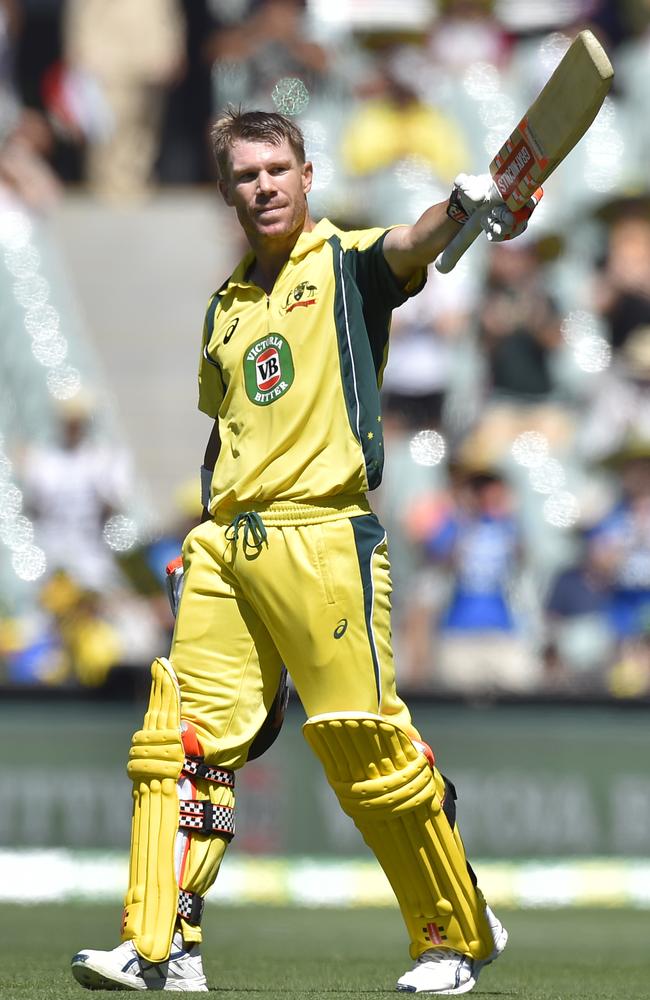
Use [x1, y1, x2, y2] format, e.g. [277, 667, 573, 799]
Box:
[434, 209, 486, 274]
[434, 187, 544, 274]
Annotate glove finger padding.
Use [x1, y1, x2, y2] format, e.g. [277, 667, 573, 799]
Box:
[483, 188, 542, 242]
[482, 205, 524, 242]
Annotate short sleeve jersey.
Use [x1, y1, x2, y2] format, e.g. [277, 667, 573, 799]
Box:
[198, 218, 426, 511]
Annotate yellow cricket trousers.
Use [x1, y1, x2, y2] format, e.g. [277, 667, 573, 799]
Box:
[170, 498, 416, 767]
[125, 498, 490, 958]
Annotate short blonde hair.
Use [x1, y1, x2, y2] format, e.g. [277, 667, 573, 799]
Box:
[210, 107, 306, 180]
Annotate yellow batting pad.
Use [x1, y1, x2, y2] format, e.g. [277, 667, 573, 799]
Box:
[122, 658, 185, 962]
[303, 712, 493, 961]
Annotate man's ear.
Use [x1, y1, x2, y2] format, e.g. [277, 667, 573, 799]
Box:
[302, 160, 313, 196]
[218, 179, 233, 206]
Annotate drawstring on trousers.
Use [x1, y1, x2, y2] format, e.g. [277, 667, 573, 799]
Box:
[225, 511, 268, 552]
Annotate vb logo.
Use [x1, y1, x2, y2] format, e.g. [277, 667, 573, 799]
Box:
[333, 619, 348, 639]
[244, 334, 294, 406]
[256, 348, 280, 390]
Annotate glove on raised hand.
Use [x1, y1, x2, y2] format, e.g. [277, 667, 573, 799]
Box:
[482, 190, 542, 242]
[446, 172, 499, 224]
[447, 172, 540, 242]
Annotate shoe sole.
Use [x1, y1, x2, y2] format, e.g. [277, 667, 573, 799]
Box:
[397, 977, 478, 996]
[71, 957, 142, 991]
[71, 956, 207, 992]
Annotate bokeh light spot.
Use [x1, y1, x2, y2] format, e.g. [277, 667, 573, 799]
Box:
[543, 491, 581, 529]
[103, 515, 138, 552]
[271, 77, 310, 116]
[511, 431, 549, 469]
[409, 430, 446, 467]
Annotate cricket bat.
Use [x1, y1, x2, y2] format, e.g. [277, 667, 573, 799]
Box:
[435, 29, 614, 274]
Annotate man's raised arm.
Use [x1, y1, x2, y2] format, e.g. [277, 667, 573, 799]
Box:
[383, 201, 460, 283]
[383, 173, 538, 284]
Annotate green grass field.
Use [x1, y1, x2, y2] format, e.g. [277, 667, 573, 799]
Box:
[1, 904, 648, 999]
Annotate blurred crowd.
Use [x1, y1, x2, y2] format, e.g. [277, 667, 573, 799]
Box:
[3, 0, 650, 699]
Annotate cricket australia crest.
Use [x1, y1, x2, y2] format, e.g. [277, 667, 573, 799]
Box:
[284, 280, 318, 313]
[244, 334, 295, 406]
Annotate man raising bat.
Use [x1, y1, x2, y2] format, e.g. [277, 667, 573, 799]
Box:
[69, 32, 611, 991]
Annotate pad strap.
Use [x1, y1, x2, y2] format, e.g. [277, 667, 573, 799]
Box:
[182, 756, 235, 788]
[179, 799, 236, 839]
[178, 888, 204, 926]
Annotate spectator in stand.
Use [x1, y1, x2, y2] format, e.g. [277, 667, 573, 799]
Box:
[381, 271, 472, 433]
[421, 460, 538, 694]
[592, 203, 650, 354]
[578, 324, 650, 463]
[542, 527, 615, 691]
[339, 56, 469, 219]
[19, 393, 132, 592]
[12, 395, 168, 687]
[0, 106, 61, 210]
[0, 0, 61, 211]
[459, 237, 570, 467]
[207, 0, 331, 113]
[427, 0, 511, 73]
[0, 567, 123, 687]
[62, 0, 186, 201]
[586, 443, 650, 696]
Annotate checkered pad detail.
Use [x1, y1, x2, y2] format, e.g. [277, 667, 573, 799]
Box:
[182, 755, 235, 788]
[179, 799, 235, 840]
[177, 888, 204, 925]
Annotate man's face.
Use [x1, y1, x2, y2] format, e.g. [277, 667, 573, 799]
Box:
[219, 138, 312, 243]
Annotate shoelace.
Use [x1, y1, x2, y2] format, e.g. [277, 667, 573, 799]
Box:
[225, 511, 268, 552]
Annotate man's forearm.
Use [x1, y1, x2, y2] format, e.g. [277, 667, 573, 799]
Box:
[383, 201, 461, 282]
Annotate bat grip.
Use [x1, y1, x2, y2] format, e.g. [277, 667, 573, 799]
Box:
[434, 208, 486, 274]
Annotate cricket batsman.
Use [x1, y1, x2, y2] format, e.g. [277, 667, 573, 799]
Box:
[71, 108, 535, 994]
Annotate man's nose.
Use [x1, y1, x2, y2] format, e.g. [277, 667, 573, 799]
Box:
[257, 170, 276, 194]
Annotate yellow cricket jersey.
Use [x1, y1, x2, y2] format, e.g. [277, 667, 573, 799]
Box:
[198, 218, 425, 512]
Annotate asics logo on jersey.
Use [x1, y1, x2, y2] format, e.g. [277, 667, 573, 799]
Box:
[333, 619, 348, 639]
[223, 317, 239, 343]
[284, 280, 318, 313]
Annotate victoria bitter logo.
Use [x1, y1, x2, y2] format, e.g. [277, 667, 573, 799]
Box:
[243, 334, 295, 406]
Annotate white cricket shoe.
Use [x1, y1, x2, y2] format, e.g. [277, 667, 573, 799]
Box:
[70, 932, 208, 991]
[396, 907, 508, 995]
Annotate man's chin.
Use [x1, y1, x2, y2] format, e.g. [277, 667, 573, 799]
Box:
[255, 216, 298, 239]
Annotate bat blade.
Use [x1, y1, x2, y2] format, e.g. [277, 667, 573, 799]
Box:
[435, 29, 614, 274]
[491, 30, 613, 210]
